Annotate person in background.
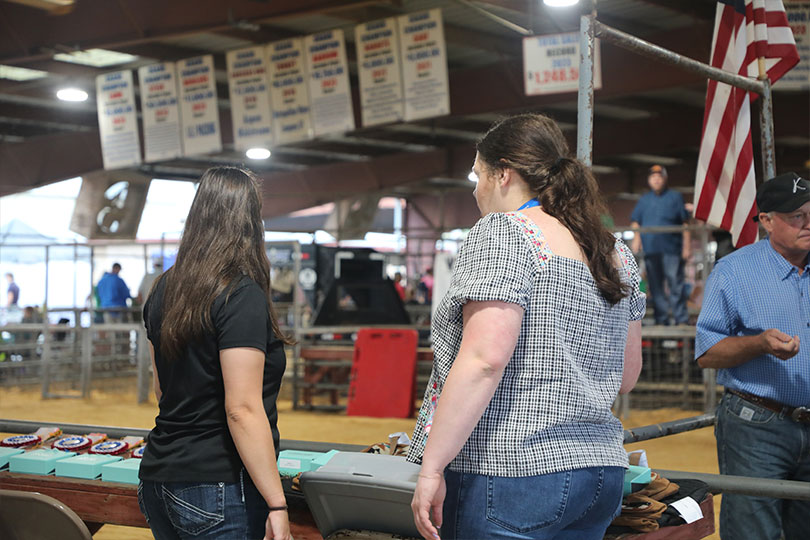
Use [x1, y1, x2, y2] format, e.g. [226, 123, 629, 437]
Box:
[6, 273, 19, 307]
[137, 258, 163, 306]
[630, 165, 691, 325]
[696, 172, 810, 540]
[139, 167, 293, 540]
[408, 113, 644, 540]
[393, 271, 406, 301]
[96, 263, 131, 322]
[417, 268, 434, 305]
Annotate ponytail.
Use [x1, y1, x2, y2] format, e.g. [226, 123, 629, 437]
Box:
[476, 114, 629, 304]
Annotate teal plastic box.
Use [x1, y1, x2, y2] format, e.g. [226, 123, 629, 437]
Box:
[101, 458, 141, 485]
[623, 465, 652, 496]
[56, 453, 123, 480]
[0, 447, 24, 470]
[9, 449, 76, 475]
[278, 449, 339, 476]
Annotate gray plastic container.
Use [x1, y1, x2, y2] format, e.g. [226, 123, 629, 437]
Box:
[299, 452, 421, 538]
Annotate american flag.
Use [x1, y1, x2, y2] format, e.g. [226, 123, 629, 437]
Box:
[694, 0, 799, 247]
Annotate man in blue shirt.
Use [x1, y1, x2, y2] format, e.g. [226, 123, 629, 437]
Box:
[96, 263, 131, 322]
[5, 272, 19, 307]
[696, 172, 810, 540]
[631, 165, 691, 325]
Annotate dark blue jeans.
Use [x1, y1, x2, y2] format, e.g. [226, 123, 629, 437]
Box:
[644, 253, 688, 325]
[441, 466, 624, 539]
[138, 469, 268, 539]
[716, 392, 810, 540]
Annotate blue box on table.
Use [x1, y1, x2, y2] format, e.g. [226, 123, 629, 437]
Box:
[8, 449, 76, 475]
[0, 447, 24, 470]
[55, 453, 123, 480]
[101, 457, 141, 484]
[623, 464, 652, 496]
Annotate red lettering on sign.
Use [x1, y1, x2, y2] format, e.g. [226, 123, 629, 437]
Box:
[312, 51, 338, 63]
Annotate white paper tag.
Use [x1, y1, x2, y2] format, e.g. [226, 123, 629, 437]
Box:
[389, 431, 411, 445]
[278, 458, 302, 469]
[740, 407, 755, 421]
[670, 496, 703, 524]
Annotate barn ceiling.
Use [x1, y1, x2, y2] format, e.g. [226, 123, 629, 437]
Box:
[0, 0, 807, 225]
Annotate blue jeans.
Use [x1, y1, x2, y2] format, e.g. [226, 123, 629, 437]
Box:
[441, 467, 624, 539]
[138, 469, 268, 539]
[644, 253, 687, 325]
[716, 392, 810, 540]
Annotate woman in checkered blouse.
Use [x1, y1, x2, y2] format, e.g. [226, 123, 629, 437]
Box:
[408, 114, 645, 540]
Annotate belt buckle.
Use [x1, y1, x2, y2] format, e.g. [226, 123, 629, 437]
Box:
[791, 407, 810, 423]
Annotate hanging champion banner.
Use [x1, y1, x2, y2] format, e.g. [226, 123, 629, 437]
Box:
[138, 62, 183, 162]
[397, 9, 450, 121]
[178, 55, 222, 156]
[304, 29, 356, 137]
[268, 38, 313, 145]
[781, 2, 810, 89]
[523, 32, 602, 96]
[355, 17, 405, 127]
[227, 46, 274, 152]
[96, 70, 142, 170]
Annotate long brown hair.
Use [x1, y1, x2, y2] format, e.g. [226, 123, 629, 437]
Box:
[159, 167, 292, 360]
[476, 113, 629, 304]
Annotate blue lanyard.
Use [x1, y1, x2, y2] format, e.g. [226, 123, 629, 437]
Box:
[517, 199, 540, 211]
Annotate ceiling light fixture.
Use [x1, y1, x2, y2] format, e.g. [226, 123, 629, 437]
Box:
[543, 0, 580, 7]
[56, 87, 88, 102]
[0, 65, 49, 81]
[54, 48, 138, 68]
[246, 147, 271, 160]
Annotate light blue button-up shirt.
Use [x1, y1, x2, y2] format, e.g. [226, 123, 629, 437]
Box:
[696, 238, 810, 407]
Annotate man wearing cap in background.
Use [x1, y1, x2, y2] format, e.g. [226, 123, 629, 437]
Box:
[631, 165, 691, 325]
[696, 172, 810, 540]
[136, 258, 163, 307]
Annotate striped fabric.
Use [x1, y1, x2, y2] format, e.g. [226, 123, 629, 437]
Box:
[694, 0, 799, 248]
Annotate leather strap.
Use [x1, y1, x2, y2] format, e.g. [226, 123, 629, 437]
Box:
[727, 389, 810, 423]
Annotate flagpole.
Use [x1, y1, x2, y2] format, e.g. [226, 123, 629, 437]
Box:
[756, 56, 777, 181]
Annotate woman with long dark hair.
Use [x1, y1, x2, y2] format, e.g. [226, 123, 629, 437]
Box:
[408, 114, 644, 540]
[138, 167, 293, 540]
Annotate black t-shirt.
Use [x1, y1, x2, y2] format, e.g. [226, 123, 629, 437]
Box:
[139, 274, 286, 483]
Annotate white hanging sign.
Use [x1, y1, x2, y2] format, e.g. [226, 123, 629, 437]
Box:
[178, 55, 222, 156]
[397, 9, 450, 121]
[226, 46, 274, 151]
[355, 17, 404, 126]
[304, 29, 356, 137]
[96, 70, 142, 170]
[523, 32, 602, 96]
[780, 2, 810, 90]
[138, 62, 183, 162]
[268, 38, 314, 144]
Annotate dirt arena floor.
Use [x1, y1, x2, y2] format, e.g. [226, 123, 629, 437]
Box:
[0, 383, 722, 539]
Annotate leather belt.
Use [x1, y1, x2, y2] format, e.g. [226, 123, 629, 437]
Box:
[727, 389, 810, 424]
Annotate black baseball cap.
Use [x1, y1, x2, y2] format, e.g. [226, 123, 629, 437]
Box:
[754, 172, 810, 221]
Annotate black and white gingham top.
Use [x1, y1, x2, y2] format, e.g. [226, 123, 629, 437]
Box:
[407, 211, 645, 476]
